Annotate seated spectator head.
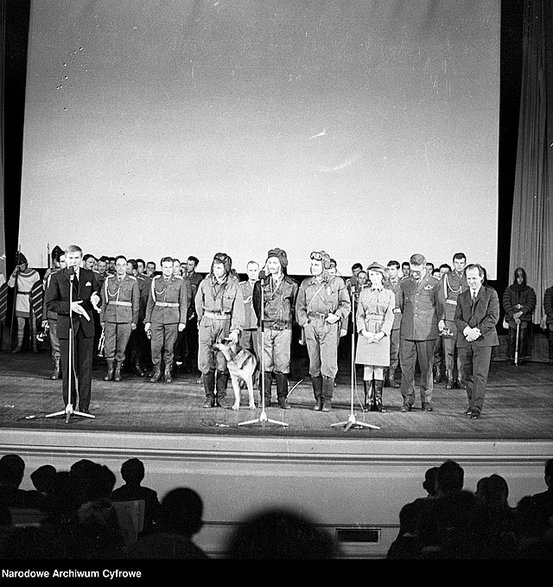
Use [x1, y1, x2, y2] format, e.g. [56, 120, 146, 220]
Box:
[226, 507, 339, 560]
[422, 466, 439, 497]
[30, 464, 57, 494]
[476, 474, 510, 513]
[398, 501, 420, 536]
[120, 458, 145, 485]
[159, 487, 204, 538]
[0, 454, 26, 488]
[436, 460, 464, 497]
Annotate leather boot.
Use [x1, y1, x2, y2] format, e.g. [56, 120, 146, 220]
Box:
[262, 371, 272, 407]
[433, 364, 441, 383]
[134, 361, 144, 377]
[202, 372, 215, 407]
[31, 331, 38, 354]
[164, 364, 173, 383]
[12, 331, 24, 354]
[215, 371, 229, 407]
[321, 375, 334, 412]
[445, 370, 454, 389]
[311, 375, 323, 411]
[114, 361, 122, 382]
[50, 358, 61, 380]
[374, 379, 386, 412]
[388, 368, 400, 388]
[383, 368, 390, 387]
[363, 380, 374, 411]
[104, 359, 115, 381]
[275, 372, 290, 409]
[150, 364, 162, 383]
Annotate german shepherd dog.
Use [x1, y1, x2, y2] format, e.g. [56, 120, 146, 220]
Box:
[212, 339, 257, 410]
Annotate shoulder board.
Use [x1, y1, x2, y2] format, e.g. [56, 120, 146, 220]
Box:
[174, 275, 183, 280]
[128, 275, 137, 281]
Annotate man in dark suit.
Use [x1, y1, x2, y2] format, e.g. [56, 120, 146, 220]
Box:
[45, 244, 101, 414]
[454, 263, 499, 420]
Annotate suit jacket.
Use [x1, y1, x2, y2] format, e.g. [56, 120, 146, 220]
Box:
[44, 267, 101, 339]
[454, 285, 499, 348]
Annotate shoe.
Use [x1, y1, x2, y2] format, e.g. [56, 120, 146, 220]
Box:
[389, 379, 400, 388]
[463, 408, 473, 416]
[313, 399, 323, 411]
[470, 410, 481, 419]
[423, 403, 433, 412]
[401, 403, 412, 412]
[321, 401, 332, 412]
[202, 397, 215, 408]
[216, 397, 229, 408]
[80, 408, 90, 414]
[277, 398, 291, 409]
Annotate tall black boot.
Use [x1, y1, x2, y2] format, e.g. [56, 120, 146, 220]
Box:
[104, 360, 115, 381]
[374, 379, 386, 413]
[445, 369, 454, 389]
[363, 380, 374, 411]
[312, 375, 323, 411]
[216, 371, 229, 407]
[262, 371, 273, 407]
[164, 363, 173, 383]
[114, 361, 122, 382]
[275, 372, 290, 409]
[321, 376, 334, 412]
[202, 371, 215, 408]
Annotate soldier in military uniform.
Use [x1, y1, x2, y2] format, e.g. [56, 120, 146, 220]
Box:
[144, 257, 190, 383]
[181, 256, 203, 375]
[398, 253, 443, 412]
[239, 260, 260, 360]
[100, 255, 140, 382]
[295, 251, 351, 412]
[385, 260, 403, 388]
[195, 252, 245, 408]
[253, 248, 298, 409]
[438, 252, 469, 389]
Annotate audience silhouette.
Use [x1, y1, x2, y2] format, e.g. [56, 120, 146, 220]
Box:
[1, 452, 552, 560]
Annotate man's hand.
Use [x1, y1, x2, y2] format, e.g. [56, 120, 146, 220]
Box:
[229, 329, 240, 344]
[91, 292, 101, 313]
[178, 323, 185, 332]
[326, 313, 340, 324]
[131, 323, 137, 331]
[71, 300, 90, 321]
[41, 320, 48, 329]
[438, 319, 445, 331]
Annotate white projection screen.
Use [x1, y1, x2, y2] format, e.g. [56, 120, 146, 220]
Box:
[20, 0, 500, 277]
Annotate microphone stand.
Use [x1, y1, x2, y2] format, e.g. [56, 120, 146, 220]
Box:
[46, 268, 95, 422]
[239, 272, 288, 428]
[332, 286, 380, 431]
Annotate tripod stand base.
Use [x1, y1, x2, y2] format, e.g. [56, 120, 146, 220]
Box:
[331, 412, 380, 431]
[238, 409, 288, 427]
[45, 404, 95, 422]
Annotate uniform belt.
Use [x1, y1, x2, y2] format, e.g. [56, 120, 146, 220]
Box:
[446, 299, 457, 305]
[393, 308, 401, 314]
[308, 311, 328, 318]
[366, 313, 383, 318]
[263, 319, 290, 330]
[17, 291, 31, 295]
[155, 302, 179, 308]
[108, 301, 132, 306]
[204, 310, 231, 319]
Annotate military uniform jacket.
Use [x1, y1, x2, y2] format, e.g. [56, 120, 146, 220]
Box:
[44, 267, 101, 339]
[385, 277, 403, 330]
[240, 280, 257, 329]
[399, 273, 442, 340]
[454, 286, 500, 348]
[295, 274, 351, 327]
[438, 270, 469, 321]
[100, 274, 140, 325]
[145, 275, 189, 325]
[253, 275, 298, 329]
[194, 274, 245, 332]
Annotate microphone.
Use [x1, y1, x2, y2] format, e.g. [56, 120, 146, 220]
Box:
[68, 266, 75, 280]
[258, 270, 270, 284]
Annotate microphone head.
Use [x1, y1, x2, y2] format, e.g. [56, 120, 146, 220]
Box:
[68, 266, 75, 276]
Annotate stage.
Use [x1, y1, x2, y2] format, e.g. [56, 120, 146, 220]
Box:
[1, 349, 552, 558]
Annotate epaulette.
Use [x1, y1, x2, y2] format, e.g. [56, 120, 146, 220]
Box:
[128, 275, 137, 281]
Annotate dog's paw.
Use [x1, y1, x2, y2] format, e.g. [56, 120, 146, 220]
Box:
[248, 403, 256, 410]
[232, 403, 240, 411]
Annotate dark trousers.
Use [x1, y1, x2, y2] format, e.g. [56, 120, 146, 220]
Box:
[399, 338, 435, 406]
[150, 322, 179, 368]
[182, 316, 199, 371]
[60, 329, 94, 411]
[507, 323, 530, 360]
[459, 345, 493, 412]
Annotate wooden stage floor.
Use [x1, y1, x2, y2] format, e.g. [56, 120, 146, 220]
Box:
[1, 350, 552, 441]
